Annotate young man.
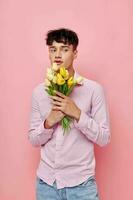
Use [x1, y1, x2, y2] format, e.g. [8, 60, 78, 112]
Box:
[28, 28, 111, 200]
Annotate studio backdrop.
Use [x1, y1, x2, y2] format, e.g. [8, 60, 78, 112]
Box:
[0, 0, 133, 200]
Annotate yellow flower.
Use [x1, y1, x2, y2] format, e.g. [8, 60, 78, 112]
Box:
[47, 67, 53, 74]
[44, 78, 51, 87]
[52, 62, 60, 71]
[59, 67, 69, 80]
[46, 67, 54, 81]
[53, 75, 57, 84]
[56, 73, 65, 85]
[73, 79, 77, 84]
[47, 73, 54, 81]
[67, 76, 74, 88]
[76, 76, 84, 85]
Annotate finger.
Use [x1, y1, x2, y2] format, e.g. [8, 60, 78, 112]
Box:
[52, 100, 62, 106]
[51, 96, 63, 102]
[52, 105, 61, 111]
[54, 90, 66, 98]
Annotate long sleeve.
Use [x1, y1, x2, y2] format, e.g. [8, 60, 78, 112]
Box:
[27, 90, 55, 147]
[73, 84, 111, 147]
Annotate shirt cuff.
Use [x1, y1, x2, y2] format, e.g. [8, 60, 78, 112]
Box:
[73, 110, 88, 130]
[38, 121, 55, 136]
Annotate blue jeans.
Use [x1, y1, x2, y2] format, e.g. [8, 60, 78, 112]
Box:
[36, 175, 100, 200]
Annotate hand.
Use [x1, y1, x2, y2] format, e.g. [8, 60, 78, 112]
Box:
[44, 106, 65, 129]
[50, 90, 81, 122]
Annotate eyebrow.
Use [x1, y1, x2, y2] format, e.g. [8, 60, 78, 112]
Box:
[49, 45, 70, 49]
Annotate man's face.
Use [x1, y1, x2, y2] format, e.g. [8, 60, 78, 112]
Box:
[48, 40, 77, 70]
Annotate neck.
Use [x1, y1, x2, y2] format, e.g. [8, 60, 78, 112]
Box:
[68, 67, 75, 78]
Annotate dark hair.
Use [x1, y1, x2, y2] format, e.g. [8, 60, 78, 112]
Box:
[45, 28, 79, 50]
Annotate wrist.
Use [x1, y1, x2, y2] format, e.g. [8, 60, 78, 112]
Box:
[44, 119, 52, 129]
[75, 108, 81, 123]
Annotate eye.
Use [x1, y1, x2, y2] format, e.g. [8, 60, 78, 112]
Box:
[50, 49, 56, 53]
[63, 48, 69, 52]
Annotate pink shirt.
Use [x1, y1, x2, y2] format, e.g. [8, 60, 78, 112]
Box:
[28, 70, 111, 189]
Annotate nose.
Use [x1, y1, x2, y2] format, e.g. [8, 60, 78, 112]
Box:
[55, 49, 62, 58]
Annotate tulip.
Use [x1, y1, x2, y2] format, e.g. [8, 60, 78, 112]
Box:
[76, 76, 84, 85]
[52, 62, 60, 71]
[67, 76, 74, 88]
[45, 78, 51, 87]
[56, 73, 65, 85]
[60, 67, 69, 80]
[47, 67, 53, 74]
[53, 75, 57, 84]
[47, 73, 54, 81]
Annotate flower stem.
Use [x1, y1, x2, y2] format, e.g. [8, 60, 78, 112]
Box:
[61, 116, 71, 135]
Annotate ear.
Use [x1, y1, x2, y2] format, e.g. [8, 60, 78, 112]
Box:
[73, 49, 78, 59]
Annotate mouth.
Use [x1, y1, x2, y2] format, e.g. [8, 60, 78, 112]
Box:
[54, 61, 63, 65]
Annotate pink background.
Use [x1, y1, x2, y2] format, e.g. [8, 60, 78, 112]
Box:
[0, 0, 133, 199]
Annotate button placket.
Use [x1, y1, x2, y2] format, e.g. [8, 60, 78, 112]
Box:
[54, 125, 63, 171]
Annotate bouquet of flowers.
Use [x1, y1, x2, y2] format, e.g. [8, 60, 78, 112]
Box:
[44, 62, 84, 135]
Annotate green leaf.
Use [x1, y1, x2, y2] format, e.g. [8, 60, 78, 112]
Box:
[45, 88, 52, 95]
[58, 85, 62, 92]
[62, 83, 66, 94]
[54, 84, 58, 90]
[66, 84, 75, 96]
[63, 83, 68, 95]
[61, 116, 72, 135]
